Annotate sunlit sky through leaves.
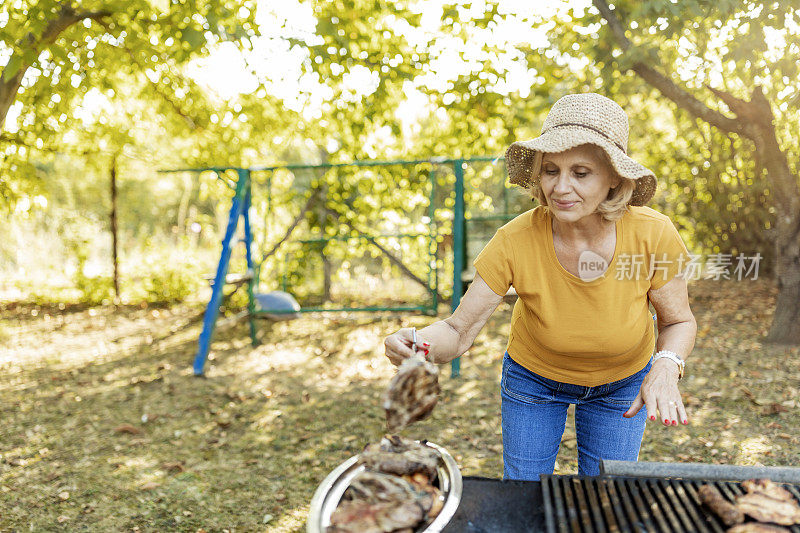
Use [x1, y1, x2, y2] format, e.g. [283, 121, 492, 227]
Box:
[2, 0, 797, 133]
[189, 0, 588, 104]
[166, 0, 800, 112]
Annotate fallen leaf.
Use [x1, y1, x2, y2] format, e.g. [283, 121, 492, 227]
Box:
[215, 414, 232, 428]
[114, 424, 141, 435]
[161, 461, 185, 473]
[763, 403, 788, 415]
[767, 422, 783, 429]
[140, 481, 161, 491]
[58, 491, 70, 501]
[57, 515, 70, 523]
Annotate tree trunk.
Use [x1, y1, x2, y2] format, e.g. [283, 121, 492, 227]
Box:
[0, 70, 25, 131]
[110, 153, 120, 299]
[592, 0, 800, 344]
[746, 94, 800, 344]
[769, 247, 800, 343]
[322, 247, 332, 302]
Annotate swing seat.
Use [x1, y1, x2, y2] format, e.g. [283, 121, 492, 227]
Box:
[254, 291, 301, 321]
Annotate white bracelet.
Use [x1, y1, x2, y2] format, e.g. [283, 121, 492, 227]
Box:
[653, 350, 685, 380]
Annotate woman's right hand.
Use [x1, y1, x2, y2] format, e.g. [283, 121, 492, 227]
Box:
[383, 328, 429, 366]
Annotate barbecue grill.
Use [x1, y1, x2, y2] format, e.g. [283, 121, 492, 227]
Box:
[541, 475, 800, 532]
[441, 461, 800, 533]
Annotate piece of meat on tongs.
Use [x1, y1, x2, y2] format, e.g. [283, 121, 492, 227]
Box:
[382, 351, 440, 431]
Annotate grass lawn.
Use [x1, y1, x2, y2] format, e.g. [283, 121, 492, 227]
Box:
[1, 279, 798, 532]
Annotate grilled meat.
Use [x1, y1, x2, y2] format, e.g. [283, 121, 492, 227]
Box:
[382, 354, 439, 431]
[741, 479, 795, 502]
[403, 472, 445, 518]
[698, 485, 744, 525]
[359, 435, 440, 479]
[736, 493, 800, 526]
[326, 436, 446, 532]
[726, 524, 790, 532]
[344, 471, 419, 504]
[328, 499, 423, 533]
[736, 479, 800, 526]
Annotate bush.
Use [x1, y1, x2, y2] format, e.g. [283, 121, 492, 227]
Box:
[75, 274, 115, 305]
[142, 263, 204, 304]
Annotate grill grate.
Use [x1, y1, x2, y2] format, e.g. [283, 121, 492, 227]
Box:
[541, 475, 800, 533]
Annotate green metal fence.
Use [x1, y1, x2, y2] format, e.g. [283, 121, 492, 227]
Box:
[163, 156, 532, 376]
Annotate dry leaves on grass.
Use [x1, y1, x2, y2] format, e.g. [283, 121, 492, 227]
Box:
[2, 280, 799, 532]
[113, 424, 141, 435]
[161, 461, 185, 473]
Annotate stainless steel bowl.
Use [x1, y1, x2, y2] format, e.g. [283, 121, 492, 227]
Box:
[306, 441, 462, 533]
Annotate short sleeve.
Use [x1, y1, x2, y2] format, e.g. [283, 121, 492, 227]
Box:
[473, 229, 514, 296]
[649, 218, 690, 290]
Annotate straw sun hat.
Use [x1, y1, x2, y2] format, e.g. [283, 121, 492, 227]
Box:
[505, 93, 657, 206]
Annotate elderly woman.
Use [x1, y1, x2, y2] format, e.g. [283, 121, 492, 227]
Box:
[384, 93, 697, 480]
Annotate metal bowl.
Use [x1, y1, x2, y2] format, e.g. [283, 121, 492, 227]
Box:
[306, 441, 462, 533]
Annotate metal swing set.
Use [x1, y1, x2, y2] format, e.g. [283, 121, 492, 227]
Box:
[164, 156, 520, 378]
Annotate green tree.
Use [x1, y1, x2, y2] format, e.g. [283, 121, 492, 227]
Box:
[0, 0, 264, 202]
[549, 0, 800, 344]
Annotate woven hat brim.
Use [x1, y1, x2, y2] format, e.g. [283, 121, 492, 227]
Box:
[505, 126, 657, 206]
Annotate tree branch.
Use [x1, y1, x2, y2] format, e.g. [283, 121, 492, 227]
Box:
[340, 218, 447, 305]
[0, 3, 112, 130]
[260, 189, 320, 262]
[95, 18, 202, 131]
[591, 0, 745, 136]
[0, 133, 98, 155]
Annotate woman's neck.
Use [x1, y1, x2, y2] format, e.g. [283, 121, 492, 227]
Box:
[551, 211, 614, 244]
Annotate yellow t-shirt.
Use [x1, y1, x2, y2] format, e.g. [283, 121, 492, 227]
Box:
[473, 205, 689, 387]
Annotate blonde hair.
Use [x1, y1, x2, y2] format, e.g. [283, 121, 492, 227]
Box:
[525, 144, 634, 222]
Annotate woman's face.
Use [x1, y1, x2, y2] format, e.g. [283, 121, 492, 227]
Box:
[540, 144, 620, 225]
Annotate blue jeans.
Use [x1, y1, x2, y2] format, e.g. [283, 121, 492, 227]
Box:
[500, 352, 651, 480]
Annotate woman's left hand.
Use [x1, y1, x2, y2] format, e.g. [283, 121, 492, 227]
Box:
[623, 359, 688, 426]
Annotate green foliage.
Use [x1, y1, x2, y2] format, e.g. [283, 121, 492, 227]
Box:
[544, 0, 800, 270]
[3, 0, 798, 305]
[141, 262, 204, 303]
[74, 273, 115, 305]
[0, 0, 269, 204]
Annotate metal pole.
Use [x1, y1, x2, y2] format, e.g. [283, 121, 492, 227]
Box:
[451, 160, 466, 378]
[193, 169, 248, 376]
[601, 460, 800, 483]
[428, 167, 438, 313]
[242, 170, 259, 347]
